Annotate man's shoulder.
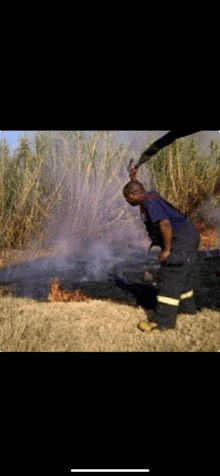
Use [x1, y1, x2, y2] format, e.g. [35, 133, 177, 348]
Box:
[144, 191, 162, 207]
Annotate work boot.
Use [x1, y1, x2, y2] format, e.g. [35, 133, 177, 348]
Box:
[137, 320, 168, 333]
[137, 310, 168, 333]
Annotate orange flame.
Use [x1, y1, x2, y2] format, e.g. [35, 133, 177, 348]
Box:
[48, 277, 91, 303]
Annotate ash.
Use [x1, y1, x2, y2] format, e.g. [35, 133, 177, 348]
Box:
[1, 246, 220, 314]
[0, 243, 160, 303]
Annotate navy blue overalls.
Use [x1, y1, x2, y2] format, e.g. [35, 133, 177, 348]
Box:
[141, 191, 200, 329]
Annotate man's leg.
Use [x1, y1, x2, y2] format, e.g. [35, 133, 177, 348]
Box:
[178, 251, 198, 314]
[150, 255, 196, 329]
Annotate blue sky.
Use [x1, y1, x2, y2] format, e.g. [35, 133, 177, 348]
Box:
[0, 131, 38, 153]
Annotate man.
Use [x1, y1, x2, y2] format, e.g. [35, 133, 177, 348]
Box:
[123, 180, 200, 333]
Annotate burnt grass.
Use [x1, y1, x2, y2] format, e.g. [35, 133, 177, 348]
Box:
[0, 249, 220, 315]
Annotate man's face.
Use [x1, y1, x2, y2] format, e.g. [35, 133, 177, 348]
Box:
[125, 192, 140, 207]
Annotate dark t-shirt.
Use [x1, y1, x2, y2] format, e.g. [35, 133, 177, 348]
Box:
[141, 190, 187, 248]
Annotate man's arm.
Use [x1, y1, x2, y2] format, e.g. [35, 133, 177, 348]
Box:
[158, 219, 173, 262]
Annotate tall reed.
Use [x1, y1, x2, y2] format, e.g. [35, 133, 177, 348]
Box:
[146, 137, 220, 217]
[1, 132, 220, 252]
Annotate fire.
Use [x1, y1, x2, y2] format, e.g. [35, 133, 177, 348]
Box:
[48, 277, 91, 303]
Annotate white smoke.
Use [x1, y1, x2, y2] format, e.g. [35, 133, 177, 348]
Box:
[85, 241, 126, 281]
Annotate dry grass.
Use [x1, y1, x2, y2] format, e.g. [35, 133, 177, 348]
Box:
[1, 240, 220, 352]
[0, 294, 220, 352]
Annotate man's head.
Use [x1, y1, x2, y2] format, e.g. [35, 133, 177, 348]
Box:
[123, 181, 146, 207]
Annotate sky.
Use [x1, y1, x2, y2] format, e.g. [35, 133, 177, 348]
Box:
[1, 130, 220, 156]
[0, 131, 38, 153]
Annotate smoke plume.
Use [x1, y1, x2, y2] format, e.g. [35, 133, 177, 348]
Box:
[0, 132, 155, 297]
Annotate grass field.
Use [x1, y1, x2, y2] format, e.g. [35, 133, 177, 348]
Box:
[0, 295, 220, 352]
[0, 247, 220, 352]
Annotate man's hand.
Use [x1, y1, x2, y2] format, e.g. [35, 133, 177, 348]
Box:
[158, 250, 171, 262]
